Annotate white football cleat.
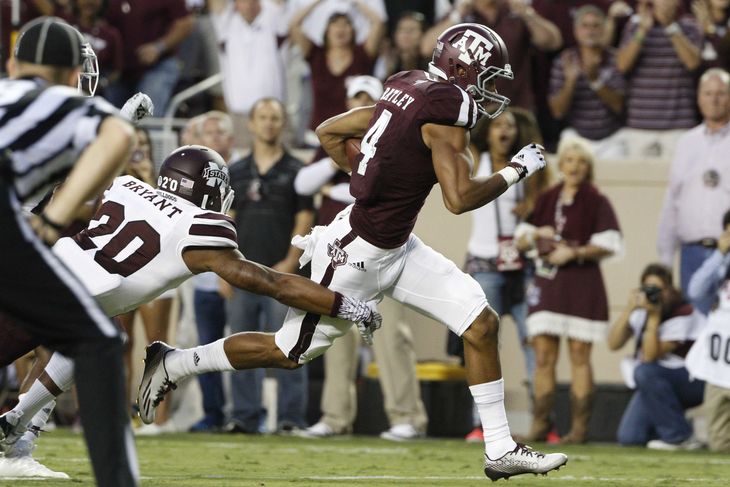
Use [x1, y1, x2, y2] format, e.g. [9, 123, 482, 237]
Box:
[0, 456, 70, 479]
[0, 413, 25, 455]
[484, 443, 567, 481]
[137, 341, 177, 425]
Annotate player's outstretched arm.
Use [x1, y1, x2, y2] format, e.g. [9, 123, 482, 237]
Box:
[425, 123, 546, 214]
[183, 248, 381, 331]
[316, 106, 375, 173]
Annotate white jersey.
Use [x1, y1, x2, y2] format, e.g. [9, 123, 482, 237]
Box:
[52, 175, 238, 316]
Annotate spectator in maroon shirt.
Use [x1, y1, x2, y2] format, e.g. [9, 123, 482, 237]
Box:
[549, 5, 626, 158]
[692, 0, 730, 71]
[421, 0, 562, 112]
[104, 0, 194, 114]
[63, 0, 123, 95]
[290, 0, 384, 137]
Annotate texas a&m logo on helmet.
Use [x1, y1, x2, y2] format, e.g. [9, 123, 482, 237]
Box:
[429, 23, 513, 119]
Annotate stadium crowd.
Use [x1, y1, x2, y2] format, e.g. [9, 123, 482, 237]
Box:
[1, 0, 729, 472]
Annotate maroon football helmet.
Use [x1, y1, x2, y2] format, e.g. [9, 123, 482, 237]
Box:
[157, 145, 234, 213]
[428, 23, 513, 119]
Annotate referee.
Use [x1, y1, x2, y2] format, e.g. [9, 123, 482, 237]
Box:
[0, 18, 138, 487]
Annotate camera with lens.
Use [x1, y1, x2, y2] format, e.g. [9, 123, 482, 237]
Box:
[640, 285, 662, 304]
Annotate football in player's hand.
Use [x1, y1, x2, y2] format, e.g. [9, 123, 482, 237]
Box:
[345, 137, 362, 171]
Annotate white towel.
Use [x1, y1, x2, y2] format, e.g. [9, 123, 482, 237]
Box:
[291, 225, 327, 268]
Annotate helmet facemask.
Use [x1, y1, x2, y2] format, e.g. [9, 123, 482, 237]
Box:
[77, 43, 99, 97]
[221, 187, 235, 214]
[200, 162, 234, 213]
[467, 63, 513, 119]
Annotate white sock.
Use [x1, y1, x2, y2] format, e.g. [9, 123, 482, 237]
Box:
[165, 338, 234, 382]
[470, 378, 517, 459]
[12, 353, 73, 432]
[13, 384, 55, 432]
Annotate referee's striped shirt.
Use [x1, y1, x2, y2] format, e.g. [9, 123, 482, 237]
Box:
[0, 77, 118, 203]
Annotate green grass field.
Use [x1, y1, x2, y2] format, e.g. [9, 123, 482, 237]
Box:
[2, 430, 728, 486]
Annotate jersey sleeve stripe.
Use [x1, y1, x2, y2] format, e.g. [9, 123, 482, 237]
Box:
[189, 223, 237, 242]
[455, 88, 471, 127]
[195, 212, 235, 225]
[469, 97, 478, 128]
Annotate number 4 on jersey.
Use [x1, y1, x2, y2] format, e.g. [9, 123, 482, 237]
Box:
[357, 109, 392, 176]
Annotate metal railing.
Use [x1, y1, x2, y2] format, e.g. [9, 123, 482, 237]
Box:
[138, 73, 223, 166]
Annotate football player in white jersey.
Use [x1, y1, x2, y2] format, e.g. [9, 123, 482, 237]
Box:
[0, 145, 381, 475]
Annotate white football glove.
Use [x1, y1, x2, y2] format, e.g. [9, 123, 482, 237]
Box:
[356, 302, 382, 346]
[508, 143, 546, 180]
[334, 295, 382, 345]
[120, 92, 154, 124]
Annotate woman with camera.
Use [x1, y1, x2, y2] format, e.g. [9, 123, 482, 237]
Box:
[608, 263, 705, 450]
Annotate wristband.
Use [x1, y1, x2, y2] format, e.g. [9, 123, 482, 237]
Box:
[330, 291, 344, 318]
[664, 22, 681, 37]
[154, 41, 167, 54]
[40, 212, 65, 232]
[498, 166, 522, 186]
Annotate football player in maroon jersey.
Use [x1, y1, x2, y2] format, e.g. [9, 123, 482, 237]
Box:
[138, 24, 566, 480]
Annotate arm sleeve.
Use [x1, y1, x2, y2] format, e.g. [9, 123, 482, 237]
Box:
[328, 183, 356, 204]
[423, 82, 479, 129]
[294, 158, 338, 195]
[178, 213, 239, 252]
[687, 250, 730, 303]
[592, 193, 621, 234]
[660, 314, 696, 342]
[589, 229, 624, 255]
[656, 147, 686, 265]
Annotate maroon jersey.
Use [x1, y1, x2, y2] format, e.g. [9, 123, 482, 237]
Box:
[349, 70, 478, 248]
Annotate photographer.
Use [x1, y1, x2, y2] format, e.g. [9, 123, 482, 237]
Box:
[608, 263, 705, 450]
